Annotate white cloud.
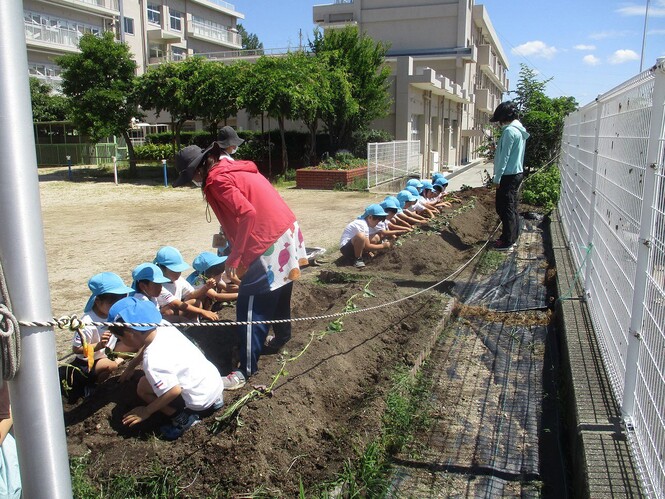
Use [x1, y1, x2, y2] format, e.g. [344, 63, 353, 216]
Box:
[609, 49, 640, 64]
[583, 54, 601, 66]
[511, 40, 558, 59]
[648, 28, 665, 35]
[616, 0, 665, 17]
[574, 44, 597, 51]
[589, 30, 632, 40]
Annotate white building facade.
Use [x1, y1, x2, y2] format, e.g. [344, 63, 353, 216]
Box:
[24, 0, 245, 91]
[313, 0, 509, 172]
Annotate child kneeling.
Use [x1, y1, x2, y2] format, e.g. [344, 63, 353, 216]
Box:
[109, 297, 224, 440]
[339, 204, 392, 268]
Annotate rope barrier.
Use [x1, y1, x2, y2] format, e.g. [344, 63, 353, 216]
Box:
[0, 262, 21, 380]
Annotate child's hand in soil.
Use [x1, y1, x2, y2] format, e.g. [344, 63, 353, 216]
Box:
[122, 406, 151, 426]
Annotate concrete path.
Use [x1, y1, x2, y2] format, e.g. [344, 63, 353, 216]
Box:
[446, 160, 493, 191]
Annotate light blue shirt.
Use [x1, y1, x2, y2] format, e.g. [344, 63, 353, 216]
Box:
[493, 120, 530, 184]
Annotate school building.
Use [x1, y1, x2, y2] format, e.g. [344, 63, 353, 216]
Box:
[24, 0, 245, 90]
[313, 0, 509, 171]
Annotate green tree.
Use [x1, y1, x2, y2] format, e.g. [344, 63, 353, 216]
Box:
[512, 64, 577, 170]
[194, 61, 247, 140]
[240, 53, 319, 174]
[237, 24, 263, 52]
[56, 32, 141, 174]
[135, 56, 208, 155]
[310, 26, 392, 152]
[29, 78, 69, 122]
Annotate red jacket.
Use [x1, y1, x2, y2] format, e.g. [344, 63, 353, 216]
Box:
[204, 159, 296, 272]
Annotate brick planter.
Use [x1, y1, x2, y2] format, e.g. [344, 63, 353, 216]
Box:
[295, 166, 368, 190]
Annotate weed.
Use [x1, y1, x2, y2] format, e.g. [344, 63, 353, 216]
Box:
[70, 454, 97, 498]
[476, 250, 506, 274]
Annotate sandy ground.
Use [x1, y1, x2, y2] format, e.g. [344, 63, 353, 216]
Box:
[38, 172, 384, 355]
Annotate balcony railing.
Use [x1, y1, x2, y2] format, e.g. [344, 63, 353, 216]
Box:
[187, 20, 241, 47]
[25, 22, 82, 50]
[71, 0, 119, 10]
[193, 0, 236, 11]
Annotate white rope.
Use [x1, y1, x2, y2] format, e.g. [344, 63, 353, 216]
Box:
[0, 263, 21, 379]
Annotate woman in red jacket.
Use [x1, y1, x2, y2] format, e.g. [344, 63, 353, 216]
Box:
[174, 127, 308, 390]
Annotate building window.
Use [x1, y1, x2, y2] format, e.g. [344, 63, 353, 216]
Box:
[149, 44, 165, 59]
[123, 17, 134, 35]
[169, 9, 182, 32]
[147, 3, 161, 25]
[171, 46, 186, 61]
[410, 114, 420, 142]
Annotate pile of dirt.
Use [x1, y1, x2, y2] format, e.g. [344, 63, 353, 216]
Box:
[63, 186, 499, 496]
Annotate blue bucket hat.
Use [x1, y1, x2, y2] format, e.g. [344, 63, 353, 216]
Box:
[432, 172, 445, 182]
[131, 263, 171, 291]
[396, 190, 417, 207]
[383, 195, 403, 213]
[406, 178, 423, 189]
[405, 185, 420, 197]
[187, 252, 228, 284]
[84, 272, 133, 313]
[359, 203, 388, 219]
[433, 177, 449, 190]
[154, 246, 190, 272]
[107, 296, 162, 332]
[420, 180, 434, 192]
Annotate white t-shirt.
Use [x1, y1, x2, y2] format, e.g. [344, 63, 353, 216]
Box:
[73, 310, 117, 361]
[155, 287, 176, 308]
[142, 324, 224, 411]
[340, 219, 369, 247]
[133, 292, 161, 311]
[163, 276, 195, 301]
[370, 220, 387, 237]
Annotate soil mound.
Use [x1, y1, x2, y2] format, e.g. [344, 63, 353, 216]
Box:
[64, 186, 499, 496]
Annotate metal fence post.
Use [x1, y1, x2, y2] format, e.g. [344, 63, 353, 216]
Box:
[113, 156, 118, 185]
[66, 155, 72, 181]
[584, 102, 603, 291]
[162, 159, 168, 187]
[0, 1, 73, 496]
[622, 58, 665, 418]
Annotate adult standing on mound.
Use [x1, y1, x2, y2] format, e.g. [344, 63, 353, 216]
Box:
[173, 126, 308, 390]
[489, 101, 530, 251]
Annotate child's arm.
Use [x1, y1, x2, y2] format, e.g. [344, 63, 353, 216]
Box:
[72, 328, 112, 355]
[206, 288, 239, 302]
[161, 299, 219, 321]
[118, 346, 145, 383]
[365, 239, 392, 252]
[122, 385, 182, 427]
[184, 278, 216, 301]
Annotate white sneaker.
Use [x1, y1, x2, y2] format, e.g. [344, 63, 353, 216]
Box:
[222, 371, 246, 391]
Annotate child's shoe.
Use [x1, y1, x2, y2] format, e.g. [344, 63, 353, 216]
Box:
[222, 371, 246, 391]
[354, 258, 366, 268]
[160, 411, 200, 441]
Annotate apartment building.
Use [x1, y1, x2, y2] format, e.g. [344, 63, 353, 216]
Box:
[24, 0, 245, 92]
[313, 0, 508, 172]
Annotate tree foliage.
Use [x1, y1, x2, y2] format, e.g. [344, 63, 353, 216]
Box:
[513, 64, 577, 170]
[310, 26, 392, 152]
[29, 78, 69, 122]
[56, 32, 141, 174]
[237, 24, 263, 52]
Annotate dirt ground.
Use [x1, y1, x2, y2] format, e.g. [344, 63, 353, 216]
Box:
[38, 168, 500, 496]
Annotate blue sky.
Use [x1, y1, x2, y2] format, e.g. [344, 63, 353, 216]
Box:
[232, 0, 665, 106]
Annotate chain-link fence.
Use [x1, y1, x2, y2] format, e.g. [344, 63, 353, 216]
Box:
[559, 58, 665, 498]
[366, 140, 421, 189]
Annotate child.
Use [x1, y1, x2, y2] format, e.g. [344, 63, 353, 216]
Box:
[131, 263, 172, 311]
[396, 190, 429, 225]
[67, 272, 134, 399]
[376, 198, 412, 239]
[432, 177, 453, 208]
[406, 186, 437, 218]
[152, 246, 219, 322]
[186, 252, 239, 311]
[109, 297, 224, 440]
[339, 203, 393, 268]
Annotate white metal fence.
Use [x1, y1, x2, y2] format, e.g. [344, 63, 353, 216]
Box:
[366, 140, 421, 189]
[559, 58, 665, 498]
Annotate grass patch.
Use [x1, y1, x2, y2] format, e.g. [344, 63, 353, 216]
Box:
[308, 367, 433, 497]
[476, 249, 506, 274]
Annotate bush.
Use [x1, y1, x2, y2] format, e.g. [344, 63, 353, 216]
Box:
[521, 165, 560, 211]
[316, 152, 367, 171]
[132, 143, 174, 161]
[351, 129, 393, 158]
[145, 130, 213, 148]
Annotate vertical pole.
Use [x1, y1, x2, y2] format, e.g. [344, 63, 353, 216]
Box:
[622, 58, 665, 418]
[162, 159, 168, 187]
[66, 155, 72, 181]
[584, 101, 603, 291]
[113, 156, 118, 185]
[0, 1, 73, 497]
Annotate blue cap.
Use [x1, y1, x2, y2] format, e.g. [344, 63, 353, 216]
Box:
[433, 177, 449, 189]
[107, 296, 162, 332]
[396, 190, 417, 207]
[380, 196, 401, 213]
[153, 246, 190, 272]
[406, 178, 423, 189]
[131, 263, 171, 291]
[420, 180, 434, 192]
[84, 272, 133, 313]
[405, 185, 420, 197]
[432, 172, 445, 182]
[193, 252, 227, 273]
[360, 203, 388, 219]
[383, 195, 403, 213]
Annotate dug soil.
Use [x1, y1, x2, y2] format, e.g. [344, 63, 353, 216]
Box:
[41, 173, 499, 496]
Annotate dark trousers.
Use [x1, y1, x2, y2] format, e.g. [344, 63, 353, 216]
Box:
[496, 173, 523, 245]
[236, 281, 293, 378]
